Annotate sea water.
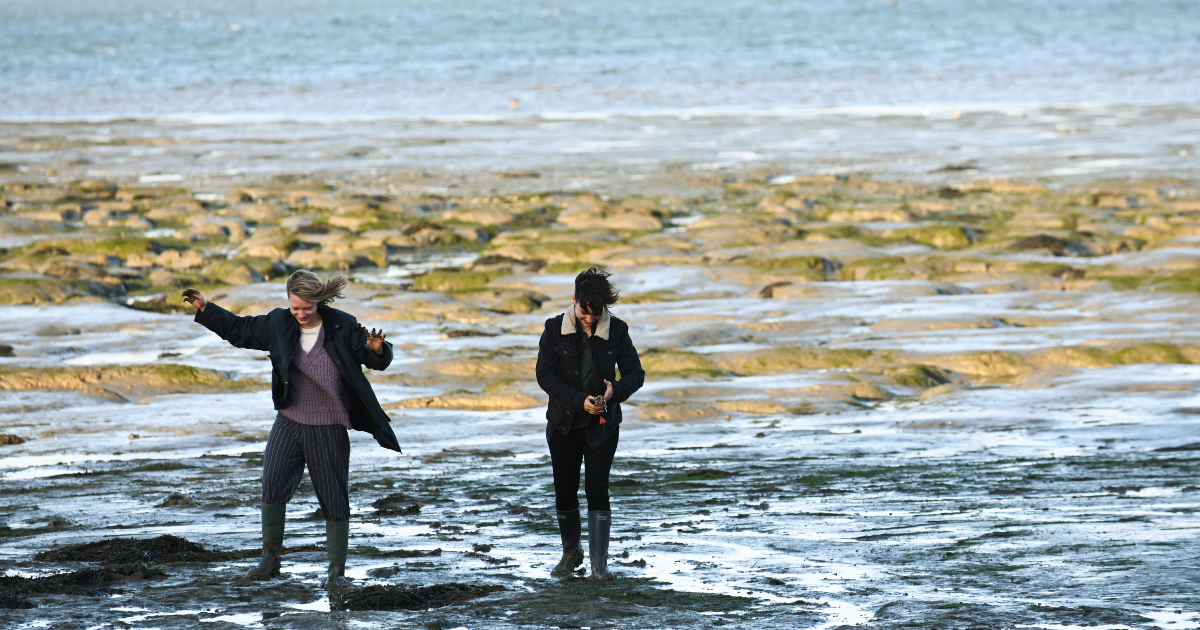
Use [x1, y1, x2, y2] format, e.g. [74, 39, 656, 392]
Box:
[1, 1, 1199, 180]
[2, 0, 1198, 120]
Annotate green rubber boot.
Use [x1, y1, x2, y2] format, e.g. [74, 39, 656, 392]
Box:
[551, 508, 584, 577]
[588, 510, 614, 581]
[323, 519, 352, 590]
[246, 503, 285, 580]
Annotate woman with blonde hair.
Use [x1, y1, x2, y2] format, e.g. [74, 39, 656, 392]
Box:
[183, 270, 397, 589]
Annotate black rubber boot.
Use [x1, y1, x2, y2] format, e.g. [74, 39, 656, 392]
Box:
[588, 510, 614, 581]
[246, 503, 285, 580]
[323, 519, 352, 590]
[551, 508, 584, 577]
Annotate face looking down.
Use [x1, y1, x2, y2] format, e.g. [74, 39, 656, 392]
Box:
[289, 293, 319, 328]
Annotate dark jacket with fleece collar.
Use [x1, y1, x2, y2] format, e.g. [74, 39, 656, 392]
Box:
[194, 302, 401, 453]
[536, 308, 645, 448]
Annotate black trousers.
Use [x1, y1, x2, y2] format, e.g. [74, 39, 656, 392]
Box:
[261, 413, 351, 522]
[549, 427, 618, 513]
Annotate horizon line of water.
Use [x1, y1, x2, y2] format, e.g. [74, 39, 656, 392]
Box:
[1, 100, 1192, 126]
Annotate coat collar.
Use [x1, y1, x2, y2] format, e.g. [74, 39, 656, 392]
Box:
[562, 306, 610, 340]
[276, 305, 343, 341]
[318, 304, 342, 335]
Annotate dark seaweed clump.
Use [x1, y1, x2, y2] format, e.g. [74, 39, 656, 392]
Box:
[1, 563, 164, 609]
[332, 583, 506, 611]
[373, 492, 421, 515]
[35, 534, 322, 564]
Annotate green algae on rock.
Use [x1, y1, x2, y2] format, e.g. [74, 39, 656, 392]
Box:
[0, 364, 262, 401]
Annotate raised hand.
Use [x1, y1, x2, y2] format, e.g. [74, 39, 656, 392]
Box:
[182, 288, 207, 312]
[366, 328, 387, 355]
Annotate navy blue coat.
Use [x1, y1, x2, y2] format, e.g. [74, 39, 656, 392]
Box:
[194, 302, 401, 453]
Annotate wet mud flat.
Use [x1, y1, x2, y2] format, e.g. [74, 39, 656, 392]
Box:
[1, 372, 1198, 629]
[1, 169, 1200, 628]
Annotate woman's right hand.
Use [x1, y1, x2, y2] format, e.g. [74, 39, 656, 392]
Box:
[583, 395, 604, 415]
[182, 288, 208, 312]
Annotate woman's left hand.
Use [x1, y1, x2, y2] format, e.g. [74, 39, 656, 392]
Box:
[603, 379, 614, 402]
[366, 328, 387, 354]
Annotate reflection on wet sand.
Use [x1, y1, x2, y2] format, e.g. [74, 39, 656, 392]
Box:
[1, 171, 1199, 627]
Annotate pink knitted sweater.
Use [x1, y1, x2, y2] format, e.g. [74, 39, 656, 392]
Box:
[279, 325, 352, 430]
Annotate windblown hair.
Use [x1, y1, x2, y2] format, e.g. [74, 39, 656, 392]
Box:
[286, 269, 348, 305]
[574, 267, 620, 315]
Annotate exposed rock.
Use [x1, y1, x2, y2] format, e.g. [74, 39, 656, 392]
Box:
[235, 227, 295, 261]
[0, 216, 64, 234]
[145, 207, 186, 222]
[0, 277, 102, 305]
[127, 249, 207, 270]
[424, 357, 535, 379]
[640, 351, 719, 376]
[32, 321, 75, 336]
[203, 259, 267, 285]
[146, 269, 181, 286]
[38, 261, 124, 290]
[1009, 234, 1087, 256]
[826, 208, 913, 223]
[413, 270, 509, 292]
[447, 208, 517, 225]
[709, 348, 876, 375]
[123, 215, 154, 230]
[0, 364, 262, 401]
[385, 391, 543, 412]
[454, 289, 547, 314]
[557, 196, 663, 231]
[918, 383, 965, 401]
[373, 493, 421, 515]
[82, 209, 115, 226]
[156, 493, 199, 508]
[286, 244, 382, 270]
[636, 403, 724, 422]
[711, 399, 789, 414]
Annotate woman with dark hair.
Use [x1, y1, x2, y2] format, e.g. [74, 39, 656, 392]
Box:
[182, 270, 398, 589]
[536, 268, 645, 580]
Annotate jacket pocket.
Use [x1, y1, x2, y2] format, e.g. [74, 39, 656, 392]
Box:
[548, 398, 574, 422]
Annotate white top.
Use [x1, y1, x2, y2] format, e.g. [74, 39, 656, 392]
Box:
[299, 325, 321, 353]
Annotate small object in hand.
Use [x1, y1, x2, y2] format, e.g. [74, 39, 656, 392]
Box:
[592, 395, 608, 424]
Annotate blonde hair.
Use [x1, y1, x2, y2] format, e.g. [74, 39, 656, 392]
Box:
[286, 269, 347, 305]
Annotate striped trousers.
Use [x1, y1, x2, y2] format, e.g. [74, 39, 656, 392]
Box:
[261, 413, 351, 522]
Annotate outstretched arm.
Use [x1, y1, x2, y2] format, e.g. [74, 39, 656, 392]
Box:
[349, 323, 393, 371]
[184, 288, 271, 351]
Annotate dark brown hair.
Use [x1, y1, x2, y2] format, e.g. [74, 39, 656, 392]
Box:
[574, 267, 619, 315]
